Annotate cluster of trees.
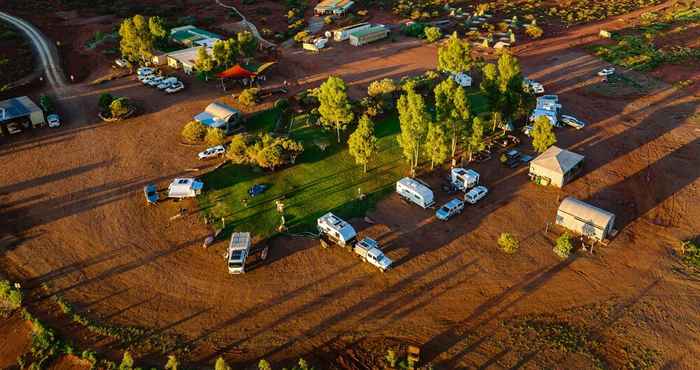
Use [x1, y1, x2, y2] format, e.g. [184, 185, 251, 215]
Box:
[118, 15, 166, 63]
[227, 133, 304, 170]
[181, 121, 226, 146]
[195, 31, 258, 76]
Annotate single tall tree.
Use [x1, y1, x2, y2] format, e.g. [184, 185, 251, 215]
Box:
[397, 85, 430, 174]
[119, 15, 154, 63]
[495, 51, 532, 121]
[195, 46, 214, 78]
[434, 78, 471, 160]
[425, 122, 449, 169]
[467, 116, 486, 161]
[212, 39, 228, 67]
[348, 114, 378, 172]
[437, 32, 473, 74]
[317, 76, 354, 143]
[531, 115, 557, 153]
[224, 38, 240, 66]
[237, 31, 258, 57]
[479, 63, 499, 111]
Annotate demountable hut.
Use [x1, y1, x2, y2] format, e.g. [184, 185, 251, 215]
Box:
[556, 197, 615, 241]
[529, 146, 584, 187]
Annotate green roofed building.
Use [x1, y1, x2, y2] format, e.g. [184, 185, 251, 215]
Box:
[170, 25, 222, 47]
[348, 25, 389, 46]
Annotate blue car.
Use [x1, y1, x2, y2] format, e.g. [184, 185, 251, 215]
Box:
[144, 184, 159, 204]
[248, 184, 269, 197]
[435, 198, 464, 221]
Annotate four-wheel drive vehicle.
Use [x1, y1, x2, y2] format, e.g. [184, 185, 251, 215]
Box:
[465, 185, 488, 204]
[318, 212, 357, 247]
[165, 81, 185, 94]
[226, 232, 251, 274]
[436, 198, 464, 221]
[354, 237, 392, 272]
[46, 114, 61, 128]
[561, 115, 586, 130]
[198, 145, 226, 160]
[143, 184, 159, 204]
[396, 177, 435, 208]
[597, 67, 615, 76]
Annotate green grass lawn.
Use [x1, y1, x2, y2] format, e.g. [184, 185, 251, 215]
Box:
[198, 91, 490, 240]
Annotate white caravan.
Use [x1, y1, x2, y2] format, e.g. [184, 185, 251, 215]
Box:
[227, 232, 251, 274]
[167, 178, 204, 198]
[396, 177, 435, 208]
[317, 213, 357, 247]
[451, 168, 480, 191]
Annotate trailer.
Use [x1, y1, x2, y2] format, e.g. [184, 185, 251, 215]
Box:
[226, 232, 251, 274]
[450, 168, 479, 191]
[167, 178, 204, 198]
[396, 177, 435, 208]
[317, 212, 357, 247]
[348, 25, 389, 46]
[333, 22, 371, 41]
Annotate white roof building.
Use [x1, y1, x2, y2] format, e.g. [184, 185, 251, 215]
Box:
[166, 46, 212, 74]
[529, 146, 584, 187]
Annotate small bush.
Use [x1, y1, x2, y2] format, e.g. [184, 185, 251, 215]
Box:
[98, 93, 114, 112]
[205, 128, 226, 146]
[0, 280, 22, 311]
[324, 16, 333, 25]
[525, 25, 543, 39]
[226, 134, 249, 164]
[498, 233, 519, 254]
[424, 26, 442, 42]
[109, 98, 130, 118]
[239, 88, 259, 106]
[681, 239, 700, 268]
[294, 30, 310, 43]
[181, 121, 207, 143]
[553, 233, 574, 259]
[367, 78, 398, 97]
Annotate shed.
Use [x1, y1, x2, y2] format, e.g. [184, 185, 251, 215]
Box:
[0, 96, 45, 135]
[556, 197, 615, 241]
[348, 25, 389, 46]
[529, 146, 584, 187]
[170, 25, 222, 47]
[194, 102, 242, 134]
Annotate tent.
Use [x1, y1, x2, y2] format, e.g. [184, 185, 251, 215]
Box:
[217, 62, 276, 79]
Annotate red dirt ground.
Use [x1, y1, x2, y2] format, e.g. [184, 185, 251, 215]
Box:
[1, 1, 699, 369]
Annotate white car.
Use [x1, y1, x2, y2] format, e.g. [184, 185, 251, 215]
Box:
[165, 81, 185, 94]
[561, 115, 586, 130]
[146, 76, 165, 87]
[140, 74, 157, 84]
[137, 67, 154, 79]
[47, 114, 61, 128]
[198, 145, 226, 160]
[597, 67, 615, 76]
[465, 185, 488, 204]
[115, 58, 129, 68]
[157, 77, 178, 90]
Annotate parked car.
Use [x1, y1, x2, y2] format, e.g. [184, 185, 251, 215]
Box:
[46, 114, 61, 128]
[597, 67, 615, 76]
[501, 149, 522, 168]
[143, 184, 159, 204]
[519, 154, 533, 163]
[198, 145, 226, 160]
[435, 198, 465, 221]
[165, 81, 185, 94]
[157, 77, 178, 90]
[115, 58, 129, 68]
[561, 115, 586, 130]
[146, 76, 165, 87]
[465, 185, 488, 204]
[140, 74, 157, 84]
[248, 184, 269, 197]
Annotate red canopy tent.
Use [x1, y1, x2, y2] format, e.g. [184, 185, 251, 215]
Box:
[217, 64, 256, 79]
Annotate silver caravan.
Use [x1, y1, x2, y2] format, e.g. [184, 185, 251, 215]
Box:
[396, 177, 435, 208]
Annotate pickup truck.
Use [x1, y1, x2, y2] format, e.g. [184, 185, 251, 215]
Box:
[354, 237, 392, 272]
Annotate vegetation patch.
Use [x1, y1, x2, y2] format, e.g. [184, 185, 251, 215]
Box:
[680, 238, 700, 270]
[0, 279, 23, 316]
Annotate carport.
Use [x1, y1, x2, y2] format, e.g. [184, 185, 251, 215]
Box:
[0, 96, 45, 136]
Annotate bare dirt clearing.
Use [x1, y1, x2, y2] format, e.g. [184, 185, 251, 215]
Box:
[1, 1, 699, 369]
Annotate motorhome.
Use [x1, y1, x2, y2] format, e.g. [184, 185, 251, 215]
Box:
[317, 213, 357, 247]
[396, 177, 435, 208]
[167, 178, 204, 198]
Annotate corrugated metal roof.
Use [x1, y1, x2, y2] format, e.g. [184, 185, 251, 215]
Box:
[350, 25, 387, 38]
[558, 197, 614, 228]
[0, 96, 41, 122]
[316, 0, 353, 10]
[530, 146, 584, 175]
[171, 26, 222, 44]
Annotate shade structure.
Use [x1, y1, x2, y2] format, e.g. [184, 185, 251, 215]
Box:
[217, 64, 256, 79]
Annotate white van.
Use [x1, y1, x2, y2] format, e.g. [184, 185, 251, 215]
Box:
[396, 177, 435, 208]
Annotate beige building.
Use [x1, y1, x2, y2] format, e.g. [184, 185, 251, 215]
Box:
[556, 197, 615, 241]
[529, 146, 584, 187]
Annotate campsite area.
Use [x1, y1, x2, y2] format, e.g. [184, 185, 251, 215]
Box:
[0, 0, 699, 369]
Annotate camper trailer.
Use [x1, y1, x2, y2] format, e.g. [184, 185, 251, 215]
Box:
[167, 178, 203, 198]
[451, 168, 480, 191]
[317, 213, 357, 247]
[396, 177, 435, 208]
[227, 232, 251, 274]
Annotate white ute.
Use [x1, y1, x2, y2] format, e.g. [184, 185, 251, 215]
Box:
[354, 237, 392, 272]
[226, 232, 251, 274]
[451, 168, 479, 191]
[317, 212, 357, 247]
[396, 177, 435, 208]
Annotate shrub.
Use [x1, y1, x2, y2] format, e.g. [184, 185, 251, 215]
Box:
[324, 16, 333, 25]
[0, 280, 22, 311]
[498, 232, 519, 254]
[386, 349, 397, 367]
[424, 26, 442, 42]
[181, 121, 207, 143]
[109, 98, 130, 118]
[165, 355, 178, 370]
[119, 351, 134, 370]
[680, 239, 700, 268]
[294, 30, 310, 43]
[525, 25, 543, 39]
[205, 127, 226, 146]
[553, 233, 574, 259]
[258, 359, 272, 370]
[246, 134, 304, 170]
[239, 88, 259, 106]
[98, 93, 114, 111]
[367, 78, 398, 97]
